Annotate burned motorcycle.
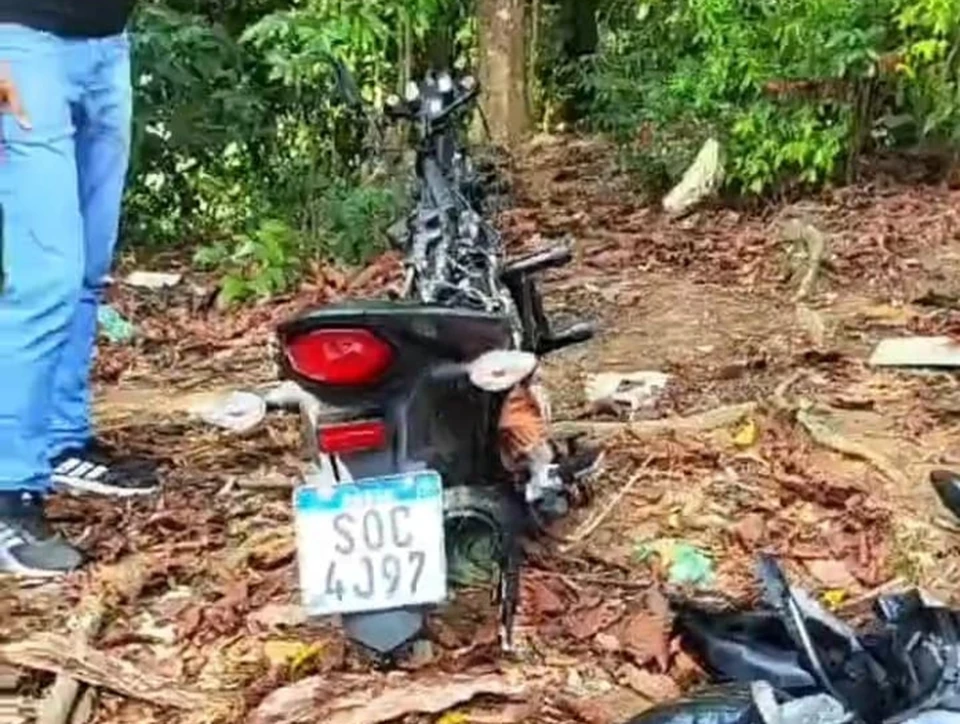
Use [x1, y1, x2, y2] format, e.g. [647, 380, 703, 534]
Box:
[274, 67, 597, 658]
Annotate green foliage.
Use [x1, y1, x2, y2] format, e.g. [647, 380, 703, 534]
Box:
[194, 219, 302, 304]
[894, 0, 960, 142]
[562, 0, 960, 195]
[125, 0, 455, 303]
[192, 181, 402, 304]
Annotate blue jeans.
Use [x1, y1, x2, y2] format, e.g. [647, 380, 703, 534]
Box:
[0, 24, 132, 493]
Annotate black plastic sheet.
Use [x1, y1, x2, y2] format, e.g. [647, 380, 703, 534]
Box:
[653, 556, 960, 724]
[623, 685, 769, 724]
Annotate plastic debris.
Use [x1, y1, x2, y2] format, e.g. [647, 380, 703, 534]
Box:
[623, 684, 769, 724]
[636, 540, 716, 587]
[586, 371, 671, 417]
[662, 555, 960, 724]
[97, 304, 135, 344]
[662, 138, 724, 217]
[869, 337, 960, 368]
[125, 270, 183, 289]
[191, 390, 266, 433]
[621, 558, 960, 724]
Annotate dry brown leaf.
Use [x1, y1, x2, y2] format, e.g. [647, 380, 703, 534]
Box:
[525, 577, 567, 617]
[805, 559, 858, 589]
[322, 674, 525, 724]
[670, 647, 705, 688]
[732, 513, 766, 548]
[467, 698, 542, 724]
[618, 665, 680, 703]
[594, 633, 621, 653]
[564, 600, 626, 641]
[618, 612, 670, 670]
[248, 675, 332, 724]
[0, 633, 225, 712]
[565, 688, 655, 724]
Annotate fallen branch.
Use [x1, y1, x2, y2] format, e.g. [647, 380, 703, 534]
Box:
[795, 406, 910, 488]
[836, 577, 908, 613]
[37, 598, 106, 724]
[560, 459, 653, 553]
[0, 634, 225, 712]
[552, 402, 757, 440]
[771, 372, 909, 488]
[250, 673, 526, 724]
[772, 370, 806, 413]
[782, 219, 827, 303]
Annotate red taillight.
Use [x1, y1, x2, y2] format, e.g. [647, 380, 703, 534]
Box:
[285, 329, 393, 386]
[318, 420, 388, 454]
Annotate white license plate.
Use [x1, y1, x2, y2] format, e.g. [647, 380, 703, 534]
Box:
[294, 471, 447, 616]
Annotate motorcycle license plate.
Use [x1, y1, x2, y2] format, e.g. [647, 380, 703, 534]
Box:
[294, 471, 447, 617]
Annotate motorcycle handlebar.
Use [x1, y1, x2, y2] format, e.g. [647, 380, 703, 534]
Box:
[384, 79, 481, 127]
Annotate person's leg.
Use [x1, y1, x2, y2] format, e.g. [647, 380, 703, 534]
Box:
[47, 33, 157, 497]
[0, 24, 85, 574]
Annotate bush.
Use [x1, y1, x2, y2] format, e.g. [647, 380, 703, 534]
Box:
[124, 0, 459, 302]
[566, 0, 960, 195]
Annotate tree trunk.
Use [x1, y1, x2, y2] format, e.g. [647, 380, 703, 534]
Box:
[478, 0, 529, 146]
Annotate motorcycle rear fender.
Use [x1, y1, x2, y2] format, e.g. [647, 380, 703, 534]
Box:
[278, 300, 513, 409]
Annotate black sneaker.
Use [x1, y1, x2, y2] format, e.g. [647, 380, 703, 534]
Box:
[51, 440, 159, 497]
[0, 492, 84, 577]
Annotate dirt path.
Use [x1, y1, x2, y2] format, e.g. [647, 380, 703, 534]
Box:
[5, 136, 960, 724]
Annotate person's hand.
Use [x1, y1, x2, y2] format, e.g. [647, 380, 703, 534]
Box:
[0, 64, 30, 130]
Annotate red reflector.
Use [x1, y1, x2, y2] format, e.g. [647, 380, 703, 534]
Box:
[285, 329, 393, 386]
[318, 421, 388, 454]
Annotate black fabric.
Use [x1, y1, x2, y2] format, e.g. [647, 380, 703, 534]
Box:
[0, 1, 135, 38]
[672, 557, 960, 724]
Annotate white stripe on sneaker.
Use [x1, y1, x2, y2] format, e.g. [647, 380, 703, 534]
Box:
[71, 462, 95, 478]
[52, 453, 158, 498]
[55, 458, 82, 474]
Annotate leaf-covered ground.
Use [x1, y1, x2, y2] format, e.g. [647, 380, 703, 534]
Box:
[4, 136, 960, 724]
